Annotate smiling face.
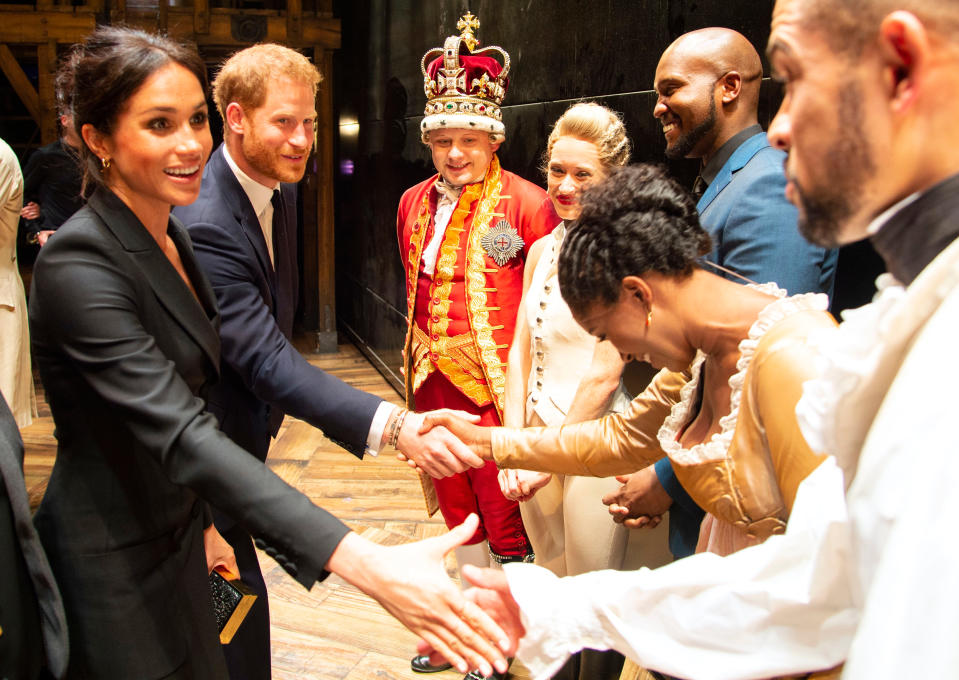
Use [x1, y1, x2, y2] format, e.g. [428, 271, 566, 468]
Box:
[766, 0, 879, 247]
[428, 128, 500, 186]
[571, 277, 693, 372]
[547, 136, 606, 221]
[89, 62, 212, 220]
[232, 77, 316, 185]
[654, 49, 720, 160]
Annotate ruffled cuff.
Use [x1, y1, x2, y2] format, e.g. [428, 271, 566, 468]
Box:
[504, 563, 613, 679]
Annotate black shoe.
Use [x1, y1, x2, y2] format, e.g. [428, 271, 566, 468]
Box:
[464, 668, 508, 680]
[411, 654, 453, 673]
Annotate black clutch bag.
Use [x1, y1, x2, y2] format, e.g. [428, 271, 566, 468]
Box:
[209, 566, 257, 644]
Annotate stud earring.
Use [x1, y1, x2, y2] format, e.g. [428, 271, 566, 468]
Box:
[100, 157, 111, 170]
[645, 309, 653, 329]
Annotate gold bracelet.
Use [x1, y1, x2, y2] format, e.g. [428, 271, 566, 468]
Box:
[389, 409, 409, 449]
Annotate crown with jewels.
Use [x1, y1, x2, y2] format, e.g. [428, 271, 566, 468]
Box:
[420, 12, 511, 139]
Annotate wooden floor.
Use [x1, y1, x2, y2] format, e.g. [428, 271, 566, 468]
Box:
[20, 339, 533, 680]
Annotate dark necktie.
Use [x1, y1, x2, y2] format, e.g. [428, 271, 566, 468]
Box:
[692, 175, 707, 200]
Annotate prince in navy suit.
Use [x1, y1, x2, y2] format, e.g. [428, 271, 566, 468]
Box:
[174, 44, 484, 680]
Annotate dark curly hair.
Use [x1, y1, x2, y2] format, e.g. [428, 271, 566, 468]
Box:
[62, 26, 208, 195]
[558, 163, 712, 316]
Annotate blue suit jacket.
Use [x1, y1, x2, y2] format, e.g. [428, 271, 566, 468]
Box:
[698, 131, 837, 297]
[173, 146, 381, 468]
[659, 133, 839, 560]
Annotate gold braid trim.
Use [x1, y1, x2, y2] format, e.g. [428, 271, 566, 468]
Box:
[403, 177, 439, 406]
[429, 168, 494, 406]
[463, 155, 506, 417]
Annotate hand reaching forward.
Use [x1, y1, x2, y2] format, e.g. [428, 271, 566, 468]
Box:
[327, 514, 510, 677]
[498, 468, 552, 502]
[416, 564, 526, 667]
[392, 408, 484, 478]
[602, 465, 672, 529]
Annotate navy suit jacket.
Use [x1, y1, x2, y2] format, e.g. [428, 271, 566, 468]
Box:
[698, 131, 838, 297]
[173, 146, 381, 474]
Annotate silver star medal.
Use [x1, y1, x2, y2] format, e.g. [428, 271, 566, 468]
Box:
[481, 219, 525, 266]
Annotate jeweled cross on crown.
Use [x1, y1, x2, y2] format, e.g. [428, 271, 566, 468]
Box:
[457, 12, 480, 51]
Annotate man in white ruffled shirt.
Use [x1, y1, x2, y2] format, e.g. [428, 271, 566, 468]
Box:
[415, 1, 959, 678]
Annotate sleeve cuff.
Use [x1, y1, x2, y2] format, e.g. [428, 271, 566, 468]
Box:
[654, 457, 702, 515]
[364, 401, 396, 456]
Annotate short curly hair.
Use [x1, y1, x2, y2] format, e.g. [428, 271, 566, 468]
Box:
[558, 164, 711, 316]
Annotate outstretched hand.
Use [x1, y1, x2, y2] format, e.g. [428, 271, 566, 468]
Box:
[416, 564, 526, 666]
[395, 409, 484, 478]
[328, 515, 510, 677]
[602, 466, 671, 529]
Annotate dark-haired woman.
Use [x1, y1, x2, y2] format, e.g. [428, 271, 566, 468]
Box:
[418, 164, 841, 677]
[30, 26, 508, 680]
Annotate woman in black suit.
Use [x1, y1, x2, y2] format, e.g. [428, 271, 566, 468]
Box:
[29, 27, 511, 679]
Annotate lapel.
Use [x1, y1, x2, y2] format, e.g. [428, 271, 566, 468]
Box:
[87, 188, 221, 373]
[208, 146, 277, 290]
[697, 131, 770, 213]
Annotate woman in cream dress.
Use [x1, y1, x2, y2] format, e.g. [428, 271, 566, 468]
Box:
[0, 138, 36, 427]
[501, 103, 670, 680]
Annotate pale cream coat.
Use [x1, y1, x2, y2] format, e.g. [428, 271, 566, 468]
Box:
[0, 138, 36, 427]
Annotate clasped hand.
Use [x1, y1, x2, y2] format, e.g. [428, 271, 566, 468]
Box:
[331, 514, 515, 676]
[394, 408, 485, 478]
[415, 563, 526, 671]
[602, 464, 672, 529]
[395, 409, 494, 477]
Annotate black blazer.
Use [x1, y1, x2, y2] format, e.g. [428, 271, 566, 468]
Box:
[0, 397, 68, 680]
[172, 145, 380, 464]
[29, 189, 351, 679]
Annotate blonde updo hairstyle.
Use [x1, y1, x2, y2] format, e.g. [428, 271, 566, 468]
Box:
[543, 102, 631, 176]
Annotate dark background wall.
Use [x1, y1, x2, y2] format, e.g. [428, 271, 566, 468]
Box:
[330, 0, 880, 393]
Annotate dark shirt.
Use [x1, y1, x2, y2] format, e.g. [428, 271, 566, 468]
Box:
[699, 123, 764, 188]
[22, 140, 85, 236]
[871, 172, 959, 286]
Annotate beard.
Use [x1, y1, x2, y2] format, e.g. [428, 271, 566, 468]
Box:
[665, 95, 717, 160]
[792, 82, 876, 248]
[241, 129, 308, 184]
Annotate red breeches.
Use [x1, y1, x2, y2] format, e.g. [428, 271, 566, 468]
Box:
[415, 371, 531, 558]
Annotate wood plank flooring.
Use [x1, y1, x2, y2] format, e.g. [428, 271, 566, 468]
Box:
[20, 339, 532, 680]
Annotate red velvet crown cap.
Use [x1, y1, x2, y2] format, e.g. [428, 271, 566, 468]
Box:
[425, 54, 509, 93]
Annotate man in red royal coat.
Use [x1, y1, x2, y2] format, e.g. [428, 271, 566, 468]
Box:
[396, 13, 559, 680]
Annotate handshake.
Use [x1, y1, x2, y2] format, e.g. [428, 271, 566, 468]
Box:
[384, 407, 495, 478]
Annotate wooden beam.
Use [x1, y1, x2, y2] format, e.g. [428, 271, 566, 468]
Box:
[314, 47, 337, 351]
[120, 10, 341, 49]
[0, 11, 97, 44]
[0, 44, 40, 125]
[193, 0, 210, 36]
[158, 0, 169, 33]
[37, 40, 58, 144]
[287, 0, 302, 42]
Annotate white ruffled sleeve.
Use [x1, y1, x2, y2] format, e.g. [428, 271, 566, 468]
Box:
[505, 457, 858, 680]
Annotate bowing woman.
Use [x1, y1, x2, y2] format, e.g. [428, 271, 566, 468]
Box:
[29, 27, 508, 679]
